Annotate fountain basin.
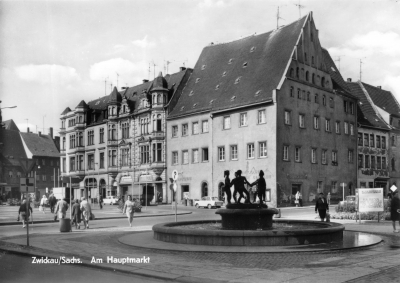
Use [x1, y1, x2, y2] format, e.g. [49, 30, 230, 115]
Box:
[153, 220, 345, 246]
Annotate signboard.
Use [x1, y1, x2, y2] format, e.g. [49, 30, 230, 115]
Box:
[53, 187, 66, 200]
[358, 188, 384, 213]
[340, 183, 347, 187]
[20, 178, 34, 192]
[390, 184, 397, 192]
[172, 170, 178, 181]
[183, 192, 189, 199]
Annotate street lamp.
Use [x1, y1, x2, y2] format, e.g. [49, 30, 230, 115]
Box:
[0, 106, 17, 109]
[95, 162, 100, 208]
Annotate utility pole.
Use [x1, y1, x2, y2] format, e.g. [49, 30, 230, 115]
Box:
[116, 72, 119, 89]
[294, 0, 305, 19]
[148, 63, 151, 80]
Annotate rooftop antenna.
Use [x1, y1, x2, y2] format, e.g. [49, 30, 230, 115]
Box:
[148, 63, 151, 80]
[116, 72, 119, 89]
[110, 83, 113, 91]
[104, 77, 108, 95]
[294, 0, 305, 19]
[360, 58, 366, 81]
[276, 6, 286, 29]
[334, 55, 344, 72]
[165, 60, 173, 74]
[152, 60, 157, 79]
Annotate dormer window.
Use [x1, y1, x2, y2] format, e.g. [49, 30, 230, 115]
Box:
[201, 65, 206, 70]
[305, 53, 308, 62]
[210, 99, 215, 104]
[311, 56, 315, 65]
[193, 103, 197, 108]
[189, 90, 194, 96]
[215, 84, 220, 90]
[180, 106, 185, 111]
[250, 46, 255, 52]
[234, 77, 241, 84]
[231, 96, 236, 101]
[255, 90, 261, 96]
[243, 62, 248, 68]
[311, 33, 314, 42]
[95, 101, 100, 105]
[195, 78, 200, 83]
[228, 58, 233, 64]
[222, 71, 227, 77]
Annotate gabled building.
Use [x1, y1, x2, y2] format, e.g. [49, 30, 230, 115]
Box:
[59, 69, 191, 203]
[166, 12, 358, 207]
[347, 80, 400, 194]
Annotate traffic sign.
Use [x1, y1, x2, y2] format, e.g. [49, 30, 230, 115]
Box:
[340, 183, 347, 187]
[173, 183, 177, 192]
[172, 170, 178, 181]
[20, 178, 35, 192]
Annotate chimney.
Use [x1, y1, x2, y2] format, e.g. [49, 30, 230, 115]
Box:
[38, 131, 41, 136]
[347, 78, 352, 82]
[27, 127, 30, 133]
[377, 86, 382, 89]
[49, 127, 53, 138]
[143, 79, 149, 83]
[180, 67, 186, 71]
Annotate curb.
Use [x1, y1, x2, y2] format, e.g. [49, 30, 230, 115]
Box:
[0, 211, 192, 227]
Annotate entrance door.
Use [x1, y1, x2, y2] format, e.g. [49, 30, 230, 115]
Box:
[291, 184, 301, 195]
[181, 185, 189, 200]
[218, 182, 224, 201]
[142, 185, 154, 205]
[201, 182, 208, 197]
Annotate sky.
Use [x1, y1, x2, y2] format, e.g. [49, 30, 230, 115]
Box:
[1, 0, 400, 136]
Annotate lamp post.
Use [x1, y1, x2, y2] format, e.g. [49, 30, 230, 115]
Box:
[95, 162, 100, 208]
[0, 106, 17, 109]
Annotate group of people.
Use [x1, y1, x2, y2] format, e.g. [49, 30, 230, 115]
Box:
[222, 169, 267, 204]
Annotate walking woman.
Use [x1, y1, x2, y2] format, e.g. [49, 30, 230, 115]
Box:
[71, 199, 82, 229]
[391, 191, 400, 233]
[123, 195, 138, 227]
[18, 199, 32, 228]
[40, 195, 48, 213]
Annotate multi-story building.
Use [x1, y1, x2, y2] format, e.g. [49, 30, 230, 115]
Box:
[167, 12, 358, 207]
[59, 69, 191, 203]
[347, 80, 400, 195]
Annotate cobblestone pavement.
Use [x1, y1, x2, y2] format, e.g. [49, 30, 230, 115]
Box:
[2, 222, 400, 283]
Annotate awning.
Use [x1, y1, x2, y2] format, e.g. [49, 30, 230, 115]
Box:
[120, 176, 133, 184]
[374, 177, 390, 181]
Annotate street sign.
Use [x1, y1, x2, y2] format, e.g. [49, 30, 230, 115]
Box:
[172, 170, 178, 181]
[340, 183, 347, 187]
[20, 178, 34, 192]
[173, 183, 177, 192]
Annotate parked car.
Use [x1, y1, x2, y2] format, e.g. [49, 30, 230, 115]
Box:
[103, 196, 118, 205]
[194, 197, 224, 209]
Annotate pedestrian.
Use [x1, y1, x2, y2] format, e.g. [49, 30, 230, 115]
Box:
[71, 199, 82, 229]
[98, 195, 103, 210]
[299, 192, 303, 207]
[295, 191, 300, 207]
[230, 170, 251, 204]
[80, 197, 92, 229]
[18, 199, 33, 228]
[49, 194, 57, 213]
[123, 195, 138, 227]
[327, 192, 331, 205]
[55, 198, 69, 220]
[391, 191, 400, 233]
[223, 170, 232, 204]
[250, 170, 266, 204]
[40, 195, 47, 214]
[315, 193, 329, 221]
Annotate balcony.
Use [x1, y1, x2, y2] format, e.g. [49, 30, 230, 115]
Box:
[108, 140, 118, 146]
[75, 123, 85, 129]
[152, 132, 165, 139]
[76, 145, 85, 152]
[108, 166, 119, 173]
[59, 128, 66, 134]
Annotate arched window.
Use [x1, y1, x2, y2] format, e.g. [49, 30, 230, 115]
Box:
[156, 115, 162, 132]
[321, 77, 326, 87]
[62, 137, 66, 150]
[112, 125, 116, 140]
[153, 95, 156, 104]
[307, 92, 311, 101]
[290, 86, 294, 97]
[392, 158, 396, 171]
[157, 94, 162, 104]
[306, 71, 309, 82]
[322, 95, 326, 106]
[146, 118, 149, 134]
[315, 93, 319, 103]
[312, 73, 315, 84]
[296, 67, 299, 79]
[201, 182, 208, 197]
[290, 68, 294, 77]
[123, 105, 126, 113]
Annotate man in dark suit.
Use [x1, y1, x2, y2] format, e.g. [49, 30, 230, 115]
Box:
[315, 193, 329, 221]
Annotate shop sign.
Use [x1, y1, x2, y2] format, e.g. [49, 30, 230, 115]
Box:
[139, 175, 153, 182]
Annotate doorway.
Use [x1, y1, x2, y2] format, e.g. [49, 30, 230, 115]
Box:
[218, 182, 224, 201]
[201, 182, 208, 197]
[291, 184, 301, 195]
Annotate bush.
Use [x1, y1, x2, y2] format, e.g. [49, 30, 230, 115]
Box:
[331, 211, 390, 221]
[335, 198, 390, 213]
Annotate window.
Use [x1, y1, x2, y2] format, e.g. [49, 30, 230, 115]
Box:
[259, 142, 267, 158]
[231, 145, 238, 160]
[295, 147, 301, 162]
[358, 133, 363, 146]
[304, 52, 308, 62]
[192, 149, 199, 163]
[307, 92, 311, 101]
[283, 145, 289, 161]
[223, 116, 231, 129]
[311, 148, 316, 164]
[100, 128, 104, 143]
[202, 120, 209, 133]
[182, 150, 189, 164]
[350, 102, 355, 114]
[382, 157, 387, 169]
[76, 132, 82, 147]
[364, 133, 369, 147]
[121, 148, 129, 166]
[371, 156, 375, 169]
[284, 111, 291, 125]
[290, 87, 294, 97]
[140, 146, 150, 164]
[313, 116, 319, 129]
[296, 67, 299, 78]
[140, 118, 149, 135]
[377, 156, 382, 169]
[315, 93, 319, 103]
[329, 97, 334, 108]
[258, 110, 266, 124]
[350, 124, 354, 135]
[392, 158, 396, 171]
[218, 147, 225, 161]
[322, 150, 327, 164]
[87, 130, 94, 145]
[42, 159, 46, 165]
[240, 113, 247, 127]
[382, 136, 386, 149]
[70, 157, 75, 171]
[331, 181, 337, 193]
[172, 152, 178, 165]
[332, 151, 338, 165]
[192, 122, 199, 134]
[42, 175, 46, 181]
[172, 126, 178, 137]
[344, 122, 349, 134]
[325, 119, 331, 132]
[365, 155, 370, 168]
[182, 124, 188, 136]
[202, 148, 209, 162]
[62, 158, 66, 173]
[62, 137, 66, 150]
[392, 136, 396, 146]
[344, 101, 348, 113]
[335, 121, 340, 134]
[297, 88, 301, 99]
[322, 95, 326, 106]
[87, 154, 94, 170]
[100, 152, 104, 168]
[247, 143, 255, 159]
[155, 115, 162, 132]
[348, 150, 354, 163]
[299, 114, 305, 128]
[358, 154, 363, 168]
[376, 136, 381, 148]
[317, 181, 323, 193]
[312, 73, 315, 84]
[109, 124, 116, 140]
[312, 56, 315, 65]
[289, 69, 294, 78]
[306, 71, 309, 81]
[152, 143, 162, 162]
[69, 134, 76, 149]
[77, 155, 83, 171]
[121, 122, 129, 139]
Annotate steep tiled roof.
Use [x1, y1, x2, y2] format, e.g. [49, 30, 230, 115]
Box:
[168, 15, 308, 118]
[20, 132, 60, 157]
[361, 82, 400, 118]
[0, 129, 27, 160]
[76, 100, 88, 108]
[152, 71, 168, 91]
[322, 48, 351, 94]
[61, 107, 72, 115]
[347, 82, 390, 129]
[2, 119, 20, 131]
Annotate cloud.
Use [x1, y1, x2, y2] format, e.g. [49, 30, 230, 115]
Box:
[383, 75, 400, 100]
[198, 0, 226, 8]
[329, 31, 400, 58]
[89, 58, 148, 85]
[131, 35, 156, 49]
[14, 64, 80, 85]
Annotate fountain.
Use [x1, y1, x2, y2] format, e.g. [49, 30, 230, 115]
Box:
[152, 203, 345, 246]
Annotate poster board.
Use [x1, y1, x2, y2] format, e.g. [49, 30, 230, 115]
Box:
[358, 188, 384, 213]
